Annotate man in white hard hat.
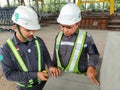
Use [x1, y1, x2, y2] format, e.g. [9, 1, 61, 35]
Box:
[0, 6, 60, 90]
[51, 3, 100, 85]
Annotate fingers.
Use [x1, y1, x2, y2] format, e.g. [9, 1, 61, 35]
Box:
[37, 72, 49, 81]
[87, 66, 99, 85]
[88, 74, 100, 85]
[57, 68, 62, 75]
[92, 77, 99, 85]
[49, 67, 62, 78]
[51, 68, 60, 78]
[42, 73, 49, 81]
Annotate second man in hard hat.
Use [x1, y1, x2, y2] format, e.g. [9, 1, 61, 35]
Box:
[50, 3, 100, 85]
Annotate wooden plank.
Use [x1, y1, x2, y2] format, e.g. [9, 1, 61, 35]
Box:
[108, 25, 120, 28]
[109, 20, 120, 23]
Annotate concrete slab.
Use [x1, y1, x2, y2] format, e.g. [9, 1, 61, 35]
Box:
[43, 72, 100, 90]
[100, 32, 120, 90]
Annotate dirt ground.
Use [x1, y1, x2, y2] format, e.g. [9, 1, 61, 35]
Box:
[0, 24, 117, 90]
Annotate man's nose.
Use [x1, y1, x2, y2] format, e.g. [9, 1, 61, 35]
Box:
[30, 31, 35, 35]
[63, 28, 69, 32]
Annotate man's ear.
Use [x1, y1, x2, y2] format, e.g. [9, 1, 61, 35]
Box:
[76, 22, 80, 26]
[75, 22, 79, 28]
[12, 25, 17, 32]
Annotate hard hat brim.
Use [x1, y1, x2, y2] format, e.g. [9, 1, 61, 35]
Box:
[12, 17, 41, 30]
[21, 23, 41, 30]
[57, 18, 81, 25]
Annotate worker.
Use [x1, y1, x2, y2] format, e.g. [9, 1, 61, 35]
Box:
[50, 3, 100, 85]
[0, 6, 58, 90]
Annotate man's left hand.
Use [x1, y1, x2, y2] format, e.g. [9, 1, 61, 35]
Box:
[87, 66, 100, 85]
[49, 67, 61, 78]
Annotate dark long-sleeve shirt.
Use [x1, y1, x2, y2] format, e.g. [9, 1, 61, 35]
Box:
[0, 33, 51, 85]
[52, 28, 99, 73]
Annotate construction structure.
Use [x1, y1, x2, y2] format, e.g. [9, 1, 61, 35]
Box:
[77, 0, 114, 15]
[0, 0, 120, 31]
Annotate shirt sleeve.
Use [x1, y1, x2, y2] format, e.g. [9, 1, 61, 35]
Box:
[0, 44, 37, 85]
[86, 33, 99, 68]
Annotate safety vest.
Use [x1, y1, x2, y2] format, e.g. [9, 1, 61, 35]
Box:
[6, 36, 41, 88]
[56, 30, 86, 73]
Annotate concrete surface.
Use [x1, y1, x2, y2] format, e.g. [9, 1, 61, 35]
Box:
[43, 72, 100, 90]
[100, 32, 120, 90]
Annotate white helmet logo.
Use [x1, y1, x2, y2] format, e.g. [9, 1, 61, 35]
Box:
[15, 13, 19, 22]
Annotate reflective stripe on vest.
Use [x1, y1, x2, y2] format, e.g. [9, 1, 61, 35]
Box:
[61, 41, 74, 46]
[56, 30, 86, 73]
[6, 36, 41, 87]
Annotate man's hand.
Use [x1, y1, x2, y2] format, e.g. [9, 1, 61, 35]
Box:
[37, 71, 49, 81]
[49, 66, 61, 78]
[87, 66, 99, 85]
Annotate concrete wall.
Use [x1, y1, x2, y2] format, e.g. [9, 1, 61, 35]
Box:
[100, 32, 120, 90]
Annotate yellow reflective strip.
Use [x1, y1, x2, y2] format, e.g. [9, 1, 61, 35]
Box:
[7, 39, 28, 72]
[56, 32, 64, 69]
[73, 31, 86, 73]
[17, 82, 33, 88]
[35, 40, 41, 71]
[34, 36, 42, 83]
[17, 82, 25, 87]
[34, 36, 41, 72]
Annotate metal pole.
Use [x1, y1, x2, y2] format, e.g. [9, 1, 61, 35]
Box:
[6, 0, 10, 7]
[36, 0, 39, 14]
[73, 0, 75, 3]
[110, 0, 114, 15]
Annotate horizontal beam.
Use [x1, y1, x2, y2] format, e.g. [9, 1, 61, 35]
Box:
[78, 0, 110, 4]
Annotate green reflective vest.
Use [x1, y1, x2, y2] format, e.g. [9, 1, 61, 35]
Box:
[6, 36, 41, 88]
[56, 30, 87, 73]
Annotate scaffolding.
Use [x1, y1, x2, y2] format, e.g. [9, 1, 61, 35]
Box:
[0, 7, 16, 31]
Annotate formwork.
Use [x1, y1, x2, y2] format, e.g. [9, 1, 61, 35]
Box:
[79, 11, 120, 30]
[79, 12, 110, 30]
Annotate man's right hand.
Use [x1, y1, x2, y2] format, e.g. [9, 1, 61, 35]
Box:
[37, 72, 49, 81]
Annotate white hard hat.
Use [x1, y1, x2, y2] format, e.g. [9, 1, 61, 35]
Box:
[57, 3, 81, 25]
[12, 6, 41, 30]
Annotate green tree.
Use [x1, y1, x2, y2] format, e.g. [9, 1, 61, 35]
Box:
[87, 3, 95, 10]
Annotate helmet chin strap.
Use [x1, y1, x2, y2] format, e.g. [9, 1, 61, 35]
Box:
[16, 24, 28, 42]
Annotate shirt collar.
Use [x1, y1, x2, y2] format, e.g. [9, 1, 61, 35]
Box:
[12, 33, 21, 45]
[74, 28, 79, 35]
